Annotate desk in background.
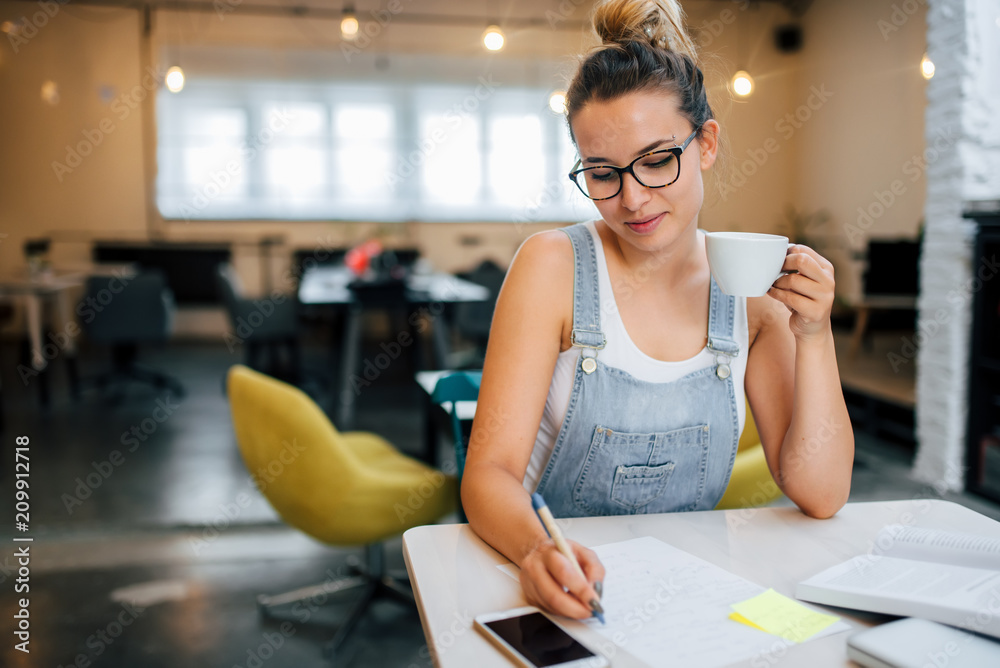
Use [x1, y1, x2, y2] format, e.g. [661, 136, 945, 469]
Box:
[403, 500, 1000, 667]
[299, 267, 488, 428]
[0, 264, 134, 404]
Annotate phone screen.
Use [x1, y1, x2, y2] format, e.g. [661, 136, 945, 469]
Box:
[484, 612, 597, 667]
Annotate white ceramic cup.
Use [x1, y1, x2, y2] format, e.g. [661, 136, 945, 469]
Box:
[705, 232, 789, 297]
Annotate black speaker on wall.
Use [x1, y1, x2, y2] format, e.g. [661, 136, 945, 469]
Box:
[774, 24, 803, 53]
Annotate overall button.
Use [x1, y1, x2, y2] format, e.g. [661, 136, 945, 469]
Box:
[716, 363, 731, 380]
[582, 357, 597, 374]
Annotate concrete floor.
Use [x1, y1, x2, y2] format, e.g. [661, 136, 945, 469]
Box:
[1, 328, 997, 668]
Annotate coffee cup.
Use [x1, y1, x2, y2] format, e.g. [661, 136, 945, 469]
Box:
[705, 232, 789, 297]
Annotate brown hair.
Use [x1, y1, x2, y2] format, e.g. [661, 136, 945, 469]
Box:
[566, 0, 714, 144]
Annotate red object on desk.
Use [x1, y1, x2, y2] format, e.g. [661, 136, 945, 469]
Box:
[345, 240, 383, 276]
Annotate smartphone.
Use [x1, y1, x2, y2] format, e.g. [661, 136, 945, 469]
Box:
[474, 606, 610, 668]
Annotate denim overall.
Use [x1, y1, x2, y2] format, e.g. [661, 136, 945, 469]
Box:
[534, 223, 742, 518]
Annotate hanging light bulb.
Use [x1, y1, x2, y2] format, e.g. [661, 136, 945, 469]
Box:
[341, 6, 359, 40]
[920, 53, 935, 80]
[548, 91, 567, 114]
[40, 80, 60, 106]
[731, 70, 754, 97]
[483, 25, 505, 52]
[165, 66, 185, 93]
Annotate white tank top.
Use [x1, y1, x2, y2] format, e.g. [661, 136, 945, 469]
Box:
[523, 221, 749, 492]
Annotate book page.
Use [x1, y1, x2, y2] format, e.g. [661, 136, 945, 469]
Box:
[879, 524, 1000, 570]
[797, 552, 1000, 640]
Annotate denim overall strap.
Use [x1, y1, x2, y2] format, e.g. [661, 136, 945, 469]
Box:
[560, 224, 606, 365]
[706, 277, 740, 380]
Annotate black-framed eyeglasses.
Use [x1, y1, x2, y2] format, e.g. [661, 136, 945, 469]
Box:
[568, 129, 699, 201]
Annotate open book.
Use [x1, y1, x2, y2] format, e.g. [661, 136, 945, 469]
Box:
[795, 524, 1000, 639]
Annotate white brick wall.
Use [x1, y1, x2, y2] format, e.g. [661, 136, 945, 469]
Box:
[912, 0, 1000, 491]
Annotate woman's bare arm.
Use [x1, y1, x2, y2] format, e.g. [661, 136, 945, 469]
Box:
[745, 245, 854, 519]
[461, 230, 605, 618]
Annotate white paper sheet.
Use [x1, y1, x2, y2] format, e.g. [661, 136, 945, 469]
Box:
[499, 536, 849, 667]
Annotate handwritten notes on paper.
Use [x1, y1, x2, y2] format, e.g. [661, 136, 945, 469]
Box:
[499, 536, 849, 667]
[729, 589, 840, 643]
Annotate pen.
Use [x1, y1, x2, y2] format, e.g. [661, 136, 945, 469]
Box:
[531, 492, 606, 624]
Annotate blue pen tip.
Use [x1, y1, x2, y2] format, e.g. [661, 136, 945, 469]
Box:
[594, 611, 605, 625]
[531, 493, 546, 511]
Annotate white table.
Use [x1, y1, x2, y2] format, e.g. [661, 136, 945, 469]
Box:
[403, 499, 1000, 667]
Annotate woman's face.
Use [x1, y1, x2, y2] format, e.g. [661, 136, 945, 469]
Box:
[570, 90, 718, 254]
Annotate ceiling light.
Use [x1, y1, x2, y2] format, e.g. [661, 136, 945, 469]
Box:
[165, 66, 185, 93]
[548, 91, 567, 114]
[341, 6, 359, 40]
[731, 70, 754, 97]
[483, 25, 504, 52]
[920, 53, 935, 80]
[40, 80, 60, 106]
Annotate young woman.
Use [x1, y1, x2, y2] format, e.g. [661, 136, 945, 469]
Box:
[461, 0, 853, 620]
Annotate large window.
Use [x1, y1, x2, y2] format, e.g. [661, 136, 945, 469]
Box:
[156, 80, 591, 223]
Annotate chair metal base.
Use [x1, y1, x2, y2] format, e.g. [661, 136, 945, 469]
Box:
[256, 543, 414, 664]
[87, 344, 185, 401]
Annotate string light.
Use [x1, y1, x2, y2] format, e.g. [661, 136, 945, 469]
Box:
[341, 6, 359, 40]
[731, 70, 754, 97]
[165, 66, 185, 93]
[548, 91, 567, 114]
[920, 53, 935, 80]
[483, 25, 504, 52]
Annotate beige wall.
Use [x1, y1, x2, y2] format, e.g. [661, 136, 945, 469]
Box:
[0, 0, 928, 334]
[795, 0, 929, 301]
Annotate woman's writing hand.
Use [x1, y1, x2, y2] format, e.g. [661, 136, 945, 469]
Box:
[767, 244, 836, 341]
[519, 539, 605, 620]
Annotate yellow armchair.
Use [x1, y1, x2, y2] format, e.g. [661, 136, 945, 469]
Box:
[226, 365, 456, 661]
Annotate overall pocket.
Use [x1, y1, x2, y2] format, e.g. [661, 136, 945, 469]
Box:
[573, 424, 710, 515]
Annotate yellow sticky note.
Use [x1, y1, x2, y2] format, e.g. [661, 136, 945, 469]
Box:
[728, 612, 768, 632]
[730, 589, 839, 643]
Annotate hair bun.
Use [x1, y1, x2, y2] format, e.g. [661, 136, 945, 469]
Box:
[592, 0, 698, 63]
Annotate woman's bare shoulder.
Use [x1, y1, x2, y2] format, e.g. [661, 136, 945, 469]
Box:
[499, 228, 576, 347]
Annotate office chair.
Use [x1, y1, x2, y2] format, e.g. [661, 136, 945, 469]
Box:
[81, 269, 184, 399]
[450, 260, 506, 368]
[226, 365, 456, 662]
[216, 263, 301, 384]
[714, 402, 785, 510]
[430, 371, 482, 484]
